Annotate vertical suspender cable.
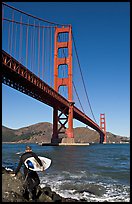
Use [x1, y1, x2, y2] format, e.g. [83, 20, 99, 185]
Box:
[8, 23, 11, 54]
[62, 33, 65, 96]
[2, 5, 4, 28]
[38, 22, 40, 77]
[10, 10, 14, 56]
[31, 26, 33, 72]
[49, 27, 52, 86]
[26, 18, 29, 67]
[44, 28, 47, 82]
[34, 21, 36, 74]
[30, 24, 32, 71]
[50, 28, 53, 87]
[19, 16, 22, 63]
[30, 24, 32, 72]
[32, 20, 35, 73]
[42, 27, 44, 80]
[31, 22, 33, 71]
[49, 27, 51, 85]
[48, 28, 50, 84]
[14, 23, 17, 58]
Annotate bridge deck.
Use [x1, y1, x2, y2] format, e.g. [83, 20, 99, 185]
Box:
[2, 50, 104, 136]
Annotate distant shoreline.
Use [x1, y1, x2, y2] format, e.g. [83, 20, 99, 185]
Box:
[2, 142, 130, 144]
[2, 142, 37, 143]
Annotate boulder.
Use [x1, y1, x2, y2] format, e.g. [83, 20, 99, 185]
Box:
[2, 167, 80, 202]
[2, 168, 27, 202]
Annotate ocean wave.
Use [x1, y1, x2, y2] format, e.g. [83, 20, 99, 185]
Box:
[4, 167, 13, 171]
[40, 175, 130, 202]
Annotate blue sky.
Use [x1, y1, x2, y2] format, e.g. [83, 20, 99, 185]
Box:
[2, 2, 130, 137]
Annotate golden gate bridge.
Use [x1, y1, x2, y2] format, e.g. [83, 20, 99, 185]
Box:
[2, 2, 106, 144]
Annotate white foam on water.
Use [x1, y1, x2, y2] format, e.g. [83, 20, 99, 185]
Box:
[82, 191, 130, 202]
[5, 167, 13, 171]
[57, 189, 81, 201]
[16, 152, 24, 155]
[61, 170, 87, 178]
[40, 175, 130, 202]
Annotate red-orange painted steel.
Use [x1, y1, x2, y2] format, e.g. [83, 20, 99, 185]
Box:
[53, 26, 74, 139]
[2, 50, 105, 141]
[100, 113, 106, 143]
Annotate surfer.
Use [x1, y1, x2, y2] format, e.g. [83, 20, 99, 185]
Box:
[11, 145, 44, 201]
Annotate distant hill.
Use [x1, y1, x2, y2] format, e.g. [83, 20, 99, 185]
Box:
[2, 122, 130, 144]
[2, 122, 53, 143]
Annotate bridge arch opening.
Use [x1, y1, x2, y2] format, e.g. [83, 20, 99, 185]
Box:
[58, 85, 68, 100]
[58, 64, 68, 78]
[58, 32, 69, 42]
[58, 47, 68, 58]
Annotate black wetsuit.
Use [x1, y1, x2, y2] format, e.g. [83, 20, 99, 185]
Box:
[15, 151, 43, 200]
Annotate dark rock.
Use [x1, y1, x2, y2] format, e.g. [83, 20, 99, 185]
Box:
[52, 191, 62, 202]
[2, 167, 81, 202]
[42, 186, 53, 197]
[2, 191, 27, 202]
[80, 198, 87, 202]
[38, 191, 53, 202]
[2, 169, 26, 201]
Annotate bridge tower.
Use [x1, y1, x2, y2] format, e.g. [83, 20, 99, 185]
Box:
[100, 113, 106, 143]
[52, 25, 74, 143]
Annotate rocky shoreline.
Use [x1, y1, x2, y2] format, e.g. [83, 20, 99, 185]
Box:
[2, 167, 85, 202]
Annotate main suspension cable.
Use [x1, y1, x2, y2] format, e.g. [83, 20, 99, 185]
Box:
[2, 2, 69, 27]
[72, 32, 97, 123]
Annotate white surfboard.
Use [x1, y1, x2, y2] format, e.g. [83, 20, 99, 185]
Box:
[24, 156, 51, 171]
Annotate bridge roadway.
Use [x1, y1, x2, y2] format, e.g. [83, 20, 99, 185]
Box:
[2, 50, 104, 136]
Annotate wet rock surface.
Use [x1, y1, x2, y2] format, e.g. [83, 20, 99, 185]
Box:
[2, 167, 81, 202]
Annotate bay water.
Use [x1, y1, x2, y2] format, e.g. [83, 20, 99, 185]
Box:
[2, 143, 130, 202]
